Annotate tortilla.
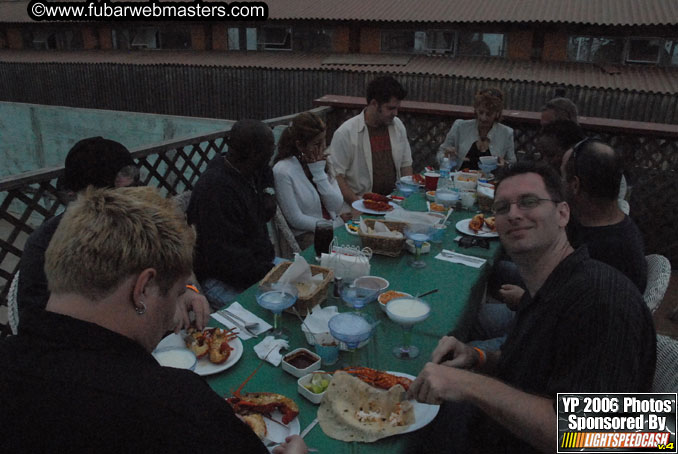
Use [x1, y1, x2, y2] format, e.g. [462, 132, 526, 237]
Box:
[318, 371, 415, 442]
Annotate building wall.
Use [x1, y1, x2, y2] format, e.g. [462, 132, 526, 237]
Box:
[82, 27, 98, 49]
[507, 30, 533, 60]
[212, 23, 228, 51]
[7, 28, 22, 49]
[543, 31, 568, 62]
[1, 62, 676, 124]
[359, 27, 381, 53]
[191, 25, 206, 51]
[98, 26, 113, 50]
[332, 25, 350, 53]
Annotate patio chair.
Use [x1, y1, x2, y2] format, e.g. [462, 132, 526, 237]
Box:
[7, 271, 20, 335]
[643, 254, 671, 313]
[270, 205, 301, 259]
[652, 335, 678, 392]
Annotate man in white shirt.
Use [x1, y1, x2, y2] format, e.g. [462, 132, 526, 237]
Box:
[328, 76, 413, 216]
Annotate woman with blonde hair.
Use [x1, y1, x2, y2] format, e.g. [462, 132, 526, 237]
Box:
[273, 111, 345, 249]
[437, 87, 516, 170]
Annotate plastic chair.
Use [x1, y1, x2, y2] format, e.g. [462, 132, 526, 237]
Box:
[652, 335, 678, 392]
[7, 271, 20, 335]
[642, 254, 671, 313]
[270, 205, 301, 259]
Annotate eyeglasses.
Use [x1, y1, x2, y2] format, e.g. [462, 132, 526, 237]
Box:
[491, 195, 560, 215]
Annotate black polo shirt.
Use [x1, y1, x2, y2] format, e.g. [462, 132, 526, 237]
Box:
[482, 247, 656, 454]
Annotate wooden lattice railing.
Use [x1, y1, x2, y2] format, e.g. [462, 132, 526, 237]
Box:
[1, 101, 676, 322]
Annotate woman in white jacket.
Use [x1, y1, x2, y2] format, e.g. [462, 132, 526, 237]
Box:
[273, 112, 346, 249]
[437, 88, 516, 170]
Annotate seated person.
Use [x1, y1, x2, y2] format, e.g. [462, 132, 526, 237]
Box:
[0, 187, 306, 453]
[328, 76, 413, 217]
[16, 137, 208, 332]
[437, 88, 516, 170]
[409, 161, 655, 454]
[533, 119, 584, 169]
[187, 119, 277, 308]
[273, 112, 346, 250]
[540, 97, 579, 126]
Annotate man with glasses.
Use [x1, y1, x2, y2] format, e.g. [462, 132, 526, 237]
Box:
[409, 161, 655, 454]
[561, 138, 647, 292]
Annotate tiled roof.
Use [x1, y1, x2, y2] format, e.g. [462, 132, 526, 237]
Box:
[1, 0, 678, 25]
[1, 50, 677, 95]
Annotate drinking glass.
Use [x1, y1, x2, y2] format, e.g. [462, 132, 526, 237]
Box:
[314, 219, 334, 261]
[396, 181, 416, 198]
[404, 224, 435, 268]
[328, 312, 373, 366]
[340, 280, 380, 313]
[255, 283, 298, 340]
[385, 297, 431, 359]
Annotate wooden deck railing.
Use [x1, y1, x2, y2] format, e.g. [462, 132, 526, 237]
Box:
[1, 100, 676, 325]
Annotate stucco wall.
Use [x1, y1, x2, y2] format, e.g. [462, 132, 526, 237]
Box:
[0, 101, 232, 178]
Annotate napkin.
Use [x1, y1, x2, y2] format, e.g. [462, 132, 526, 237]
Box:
[385, 209, 444, 226]
[210, 301, 272, 340]
[254, 336, 289, 366]
[359, 218, 403, 238]
[278, 254, 323, 298]
[301, 305, 339, 346]
[435, 249, 487, 269]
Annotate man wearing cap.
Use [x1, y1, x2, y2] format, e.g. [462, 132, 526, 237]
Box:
[17, 137, 209, 331]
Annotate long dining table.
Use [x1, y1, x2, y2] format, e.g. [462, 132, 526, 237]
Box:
[205, 192, 503, 453]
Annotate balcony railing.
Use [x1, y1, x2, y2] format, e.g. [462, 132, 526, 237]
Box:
[1, 99, 676, 328]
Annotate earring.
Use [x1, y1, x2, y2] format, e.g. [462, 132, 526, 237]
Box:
[135, 301, 146, 315]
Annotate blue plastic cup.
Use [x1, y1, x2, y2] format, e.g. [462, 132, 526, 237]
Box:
[430, 224, 446, 244]
[314, 343, 340, 366]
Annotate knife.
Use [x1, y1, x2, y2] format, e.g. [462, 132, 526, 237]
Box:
[300, 417, 318, 439]
[219, 312, 258, 338]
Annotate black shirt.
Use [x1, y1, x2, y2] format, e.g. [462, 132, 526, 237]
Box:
[479, 247, 656, 454]
[16, 214, 63, 323]
[0, 309, 267, 453]
[187, 156, 275, 290]
[568, 215, 647, 293]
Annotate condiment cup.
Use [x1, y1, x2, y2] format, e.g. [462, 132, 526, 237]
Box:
[281, 348, 321, 378]
[297, 371, 333, 404]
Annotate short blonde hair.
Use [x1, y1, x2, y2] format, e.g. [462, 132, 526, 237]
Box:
[46, 186, 195, 300]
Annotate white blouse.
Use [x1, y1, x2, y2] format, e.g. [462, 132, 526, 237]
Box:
[273, 157, 344, 236]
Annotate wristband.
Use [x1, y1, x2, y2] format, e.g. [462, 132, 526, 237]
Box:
[473, 347, 486, 367]
[186, 284, 200, 294]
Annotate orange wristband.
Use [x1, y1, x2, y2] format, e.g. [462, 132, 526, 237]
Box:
[473, 347, 486, 367]
[186, 284, 200, 294]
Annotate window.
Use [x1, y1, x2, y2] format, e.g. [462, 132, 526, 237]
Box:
[664, 39, 678, 66]
[567, 36, 624, 63]
[458, 32, 506, 57]
[627, 38, 663, 63]
[292, 28, 333, 51]
[227, 27, 240, 50]
[130, 28, 158, 49]
[382, 30, 455, 54]
[158, 28, 191, 49]
[28, 28, 83, 50]
[258, 26, 291, 50]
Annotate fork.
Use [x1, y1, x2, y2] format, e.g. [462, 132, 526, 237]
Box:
[218, 311, 259, 338]
[218, 308, 260, 331]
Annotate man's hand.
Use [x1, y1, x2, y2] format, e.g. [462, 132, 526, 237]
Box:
[431, 335, 478, 369]
[272, 435, 308, 454]
[174, 290, 210, 333]
[408, 362, 475, 404]
[499, 284, 525, 310]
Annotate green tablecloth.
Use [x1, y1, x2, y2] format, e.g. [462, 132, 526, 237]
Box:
[206, 194, 502, 453]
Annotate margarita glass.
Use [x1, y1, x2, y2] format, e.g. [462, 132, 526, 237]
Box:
[256, 282, 298, 340]
[385, 297, 431, 359]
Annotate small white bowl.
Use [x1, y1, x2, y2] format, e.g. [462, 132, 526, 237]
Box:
[425, 190, 436, 201]
[281, 348, 321, 378]
[297, 371, 332, 404]
[354, 276, 389, 293]
[152, 347, 197, 371]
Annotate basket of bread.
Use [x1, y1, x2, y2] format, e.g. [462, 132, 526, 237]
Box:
[358, 219, 407, 257]
[260, 260, 333, 316]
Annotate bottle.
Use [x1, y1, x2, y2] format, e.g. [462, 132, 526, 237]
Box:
[439, 157, 452, 179]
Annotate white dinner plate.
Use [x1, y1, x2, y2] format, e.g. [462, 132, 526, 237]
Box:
[265, 411, 301, 449]
[351, 199, 399, 215]
[399, 175, 425, 187]
[388, 371, 440, 434]
[455, 218, 499, 238]
[154, 330, 243, 376]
